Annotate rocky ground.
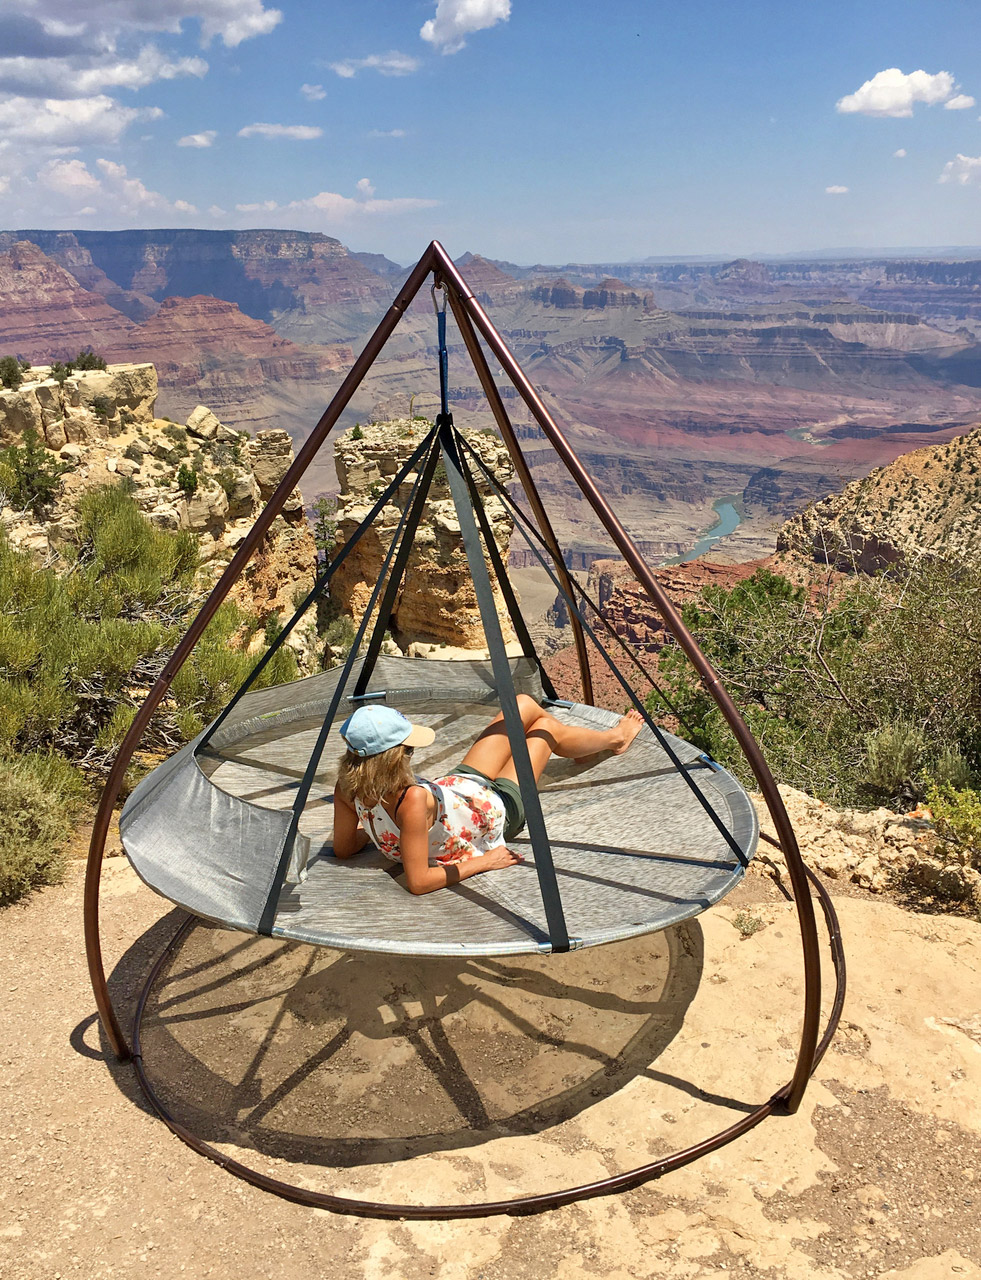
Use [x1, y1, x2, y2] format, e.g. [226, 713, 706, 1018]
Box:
[1, 846, 978, 1280]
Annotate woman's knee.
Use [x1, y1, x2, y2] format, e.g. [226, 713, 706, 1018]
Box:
[516, 694, 542, 727]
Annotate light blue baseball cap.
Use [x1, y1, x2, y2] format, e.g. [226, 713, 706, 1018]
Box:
[339, 705, 435, 758]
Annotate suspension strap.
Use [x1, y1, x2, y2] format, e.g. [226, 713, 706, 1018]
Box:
[439, 417, 573, 949]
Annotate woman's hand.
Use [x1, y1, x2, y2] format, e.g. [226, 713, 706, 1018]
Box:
[480, 845, 524, 871]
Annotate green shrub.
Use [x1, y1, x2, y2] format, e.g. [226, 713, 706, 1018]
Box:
[0, 427, 68, 517]
[91, 394, 114, 422]
[0, 355, 22, 389]
[350, 424, 364, 441]
[122, 443, 144, 464]
[927, 784, 981, 867]
[73, 348, 107, 371]
[649, 561, 981, 809]
[176, 463, 198, 497]
[0, 752, 86, 907]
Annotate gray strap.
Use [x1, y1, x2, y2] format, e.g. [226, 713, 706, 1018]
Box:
[439, 418, 573, 950]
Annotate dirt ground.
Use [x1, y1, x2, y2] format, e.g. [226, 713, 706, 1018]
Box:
[1, 855, 979, 1280]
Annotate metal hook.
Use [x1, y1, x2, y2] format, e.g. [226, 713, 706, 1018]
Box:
[431, 281, 447, 315]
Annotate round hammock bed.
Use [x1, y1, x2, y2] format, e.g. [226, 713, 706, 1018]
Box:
[84, 241, 844, 1220]
[121, 654, 759, 956]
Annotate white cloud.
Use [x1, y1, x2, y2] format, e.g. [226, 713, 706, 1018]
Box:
[19, 1, 283, 49]
[0, 94, 157, 148]
[836, 68, 958, 117]
[939, 154, 981, 185]
[300, 82, 326, 101]
[208, 204, 226, 216]
[178, 129, 217, 147]
[894, 148, 907, 158]
[329, 52, 420, 78]
[420, 0, 510, 54]
[944, 93, 976, 111]
[233, 180, 438, 225]
[38, 157, 102, 197]
[237, 122, 323, 139]
[368, 128, 407, 138]
[825, 185, 849, 194]
[173, 197, 197, 212]
[0, 47, 207, 98]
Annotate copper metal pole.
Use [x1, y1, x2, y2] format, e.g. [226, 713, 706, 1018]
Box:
[429, 241, 822, 1114]
[83, 245, 439, 1060]
[440, 280, 595, 704]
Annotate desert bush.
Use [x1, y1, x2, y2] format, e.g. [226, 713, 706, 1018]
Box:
[0, 355, 22, 389]
[651, 561, 981, 809]
[0, 427, 69, 516]
[91, 394, 114, 422]
[0, 486, 294, 766]
[927, 784, 981, 869]
[0, 752, 86, 907]
[73, 348, 107, 371]
[176, 463, 198, 497]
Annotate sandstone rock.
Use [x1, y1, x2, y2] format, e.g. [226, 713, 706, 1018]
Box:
[186, 405, 221, 440]
[59, 443, 83, 462]
[216, 423, 242, 444]
[44, 418, 68, 450]
[146, 503, 182, 530]
[181, 480, 229, 532]
[0, 387, 44, 443]
[222, 469, 260, 520]
[248, 429, 294, 495]
[330, 419, 516, 649]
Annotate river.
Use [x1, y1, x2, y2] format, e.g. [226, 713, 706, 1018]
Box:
[668, 498, 743, 565]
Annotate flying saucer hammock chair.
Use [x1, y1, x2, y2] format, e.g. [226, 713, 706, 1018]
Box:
[84, 242, 845, 1220]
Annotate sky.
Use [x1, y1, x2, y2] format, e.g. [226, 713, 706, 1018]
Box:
[1, 0, 980, 264]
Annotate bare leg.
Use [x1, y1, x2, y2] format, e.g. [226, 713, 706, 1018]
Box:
[463, 697, 644, 786]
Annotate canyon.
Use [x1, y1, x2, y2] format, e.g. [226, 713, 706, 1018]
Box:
[4, 229, 981, 568]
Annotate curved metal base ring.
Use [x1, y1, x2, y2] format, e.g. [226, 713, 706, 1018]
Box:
[129, 868, 845, 1221]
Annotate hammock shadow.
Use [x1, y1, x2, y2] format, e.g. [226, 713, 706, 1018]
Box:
[123, 915, 738, 1172]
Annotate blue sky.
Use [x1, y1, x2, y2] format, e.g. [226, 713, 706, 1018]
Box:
[1, 0, 979, 263]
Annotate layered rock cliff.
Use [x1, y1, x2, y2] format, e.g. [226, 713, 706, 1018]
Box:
[776, 423, 981, 571]
[329, 421, 517, 650]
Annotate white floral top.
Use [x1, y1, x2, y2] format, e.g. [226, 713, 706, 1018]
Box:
[355, 774, 507, 865]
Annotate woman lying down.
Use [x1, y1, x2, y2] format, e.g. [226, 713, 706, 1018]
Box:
[332, 696, 643, 895]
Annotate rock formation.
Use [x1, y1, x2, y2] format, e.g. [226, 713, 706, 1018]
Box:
[0, 363, 317, 652]
[329, 420, 517, 650]
[776, 422, 981, 571]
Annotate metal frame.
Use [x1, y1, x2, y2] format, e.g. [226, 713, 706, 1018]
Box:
[84, 241, 844, 1216]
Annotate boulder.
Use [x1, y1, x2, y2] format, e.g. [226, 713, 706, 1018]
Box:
[222, 469, 260, 520]
[181, 480, 229, 532]
[248, 429, 294, 496]
[186, 405, 221, 441]
[0, 387, 43, 444]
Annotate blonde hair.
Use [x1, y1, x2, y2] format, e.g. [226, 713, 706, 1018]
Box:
[337, 743, 415, 809]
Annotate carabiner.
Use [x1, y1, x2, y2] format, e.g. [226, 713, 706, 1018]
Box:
[431, 281, 447, 316]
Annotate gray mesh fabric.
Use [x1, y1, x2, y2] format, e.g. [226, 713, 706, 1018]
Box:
[120, 655, 758, 953]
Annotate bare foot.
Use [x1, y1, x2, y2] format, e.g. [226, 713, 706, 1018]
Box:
[574, 709, 645, 762]
[611, 708, 644, 755]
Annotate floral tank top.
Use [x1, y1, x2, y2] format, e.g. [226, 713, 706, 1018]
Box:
[355, 774, 507, 865]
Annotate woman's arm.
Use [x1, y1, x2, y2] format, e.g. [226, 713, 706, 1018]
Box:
[397, 788, 523, 894]
[332, 787, 370, 858]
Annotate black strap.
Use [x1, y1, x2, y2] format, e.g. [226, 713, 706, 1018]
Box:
[439, 418, 573, 949]
[256, 444, 438, 934]
[458, 435, 749, 869]
[199, 424, 439, 753]
[392, 785, 412, 819]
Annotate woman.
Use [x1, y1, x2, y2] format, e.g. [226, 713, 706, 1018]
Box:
[332, 695, 643, 895]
